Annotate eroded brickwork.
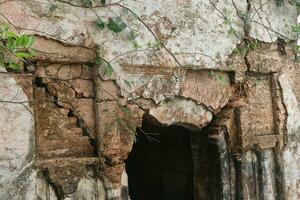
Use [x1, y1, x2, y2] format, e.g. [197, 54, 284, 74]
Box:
[0, 0, 299, 200]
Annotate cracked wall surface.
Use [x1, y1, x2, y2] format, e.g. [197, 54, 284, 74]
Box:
[0, 70, 36, 200]
[0, 0, 299, 200]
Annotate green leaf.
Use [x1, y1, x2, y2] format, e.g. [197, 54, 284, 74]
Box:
[0, 24, 9, 33]
[83, 64, 90, 71]
[116, 116, 122, 126]
[104, 63, 113, 77]
[24, 36, 35, 48]
[96, 18, 105, 30]
[249, 40, 258, 51]
[208, 71, 215, 78]
[83, 0, 92, 7]
[6, 31, 18, 39]
[49, 4, 58, 12]
[133, 41, 142, 49]
[217, 75, 228, 85]
[15, 52, 32, 60]
[153, 42, 162, 51]
[107, 17, 127, 33]
[255, 80, 262, 86]
[288, 0, 297, 5]
[100, 0, 106, 5]
[121, 106, 131, 116]
[7, 37, 16, 51]
[29, 49, 37, 56]
[128, 30, 138, 41]
[28, 37, 35, 48]
[0, 54, 4, 67]
[292, 25, 300, 33]
[15, 36, 23, 47]
[16, 35, 30, 48]
[8, 62, 20, 70]
[95, 56, 102, 65]
[275, 0, 284, 6]
[124, 79, 132, 89]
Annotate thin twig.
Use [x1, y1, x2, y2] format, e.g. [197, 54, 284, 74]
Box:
[116, 3, 183, 68]
[138, 127, 160, 143]
[55, 0, 124, 8]
[208, 0, 240, 40]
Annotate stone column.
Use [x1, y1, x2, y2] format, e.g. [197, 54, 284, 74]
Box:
[218, 132, 236, 200]
[257, 149, 276, 200]
[241, 150, 259, 200]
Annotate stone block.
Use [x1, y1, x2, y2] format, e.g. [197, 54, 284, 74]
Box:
[181, 70, 233, 110]
[149, 98, 212, 129]
[34, 88, 95, 159]
[239, 75, 275, 148]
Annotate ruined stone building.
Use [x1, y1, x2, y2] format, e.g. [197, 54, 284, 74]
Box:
[0, 0, 299, 200]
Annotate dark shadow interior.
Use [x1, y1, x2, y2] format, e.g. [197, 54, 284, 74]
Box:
[191, 127, 221, 200]
[125, 117, 194, 200]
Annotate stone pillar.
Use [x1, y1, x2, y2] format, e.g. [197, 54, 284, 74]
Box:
[120, 172, 129, 200]
[218, 132, 236, 200]
[74, 167, 106, 200]
[279, 75, 300, 200]
[241, 150, 259, 200]
[257, 149, 276, 200]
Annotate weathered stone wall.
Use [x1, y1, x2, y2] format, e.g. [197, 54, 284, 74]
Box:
[0, 0, 299, 199]
[0, 70, 36, 199]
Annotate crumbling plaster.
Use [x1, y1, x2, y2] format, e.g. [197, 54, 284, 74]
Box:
[279, 74, 300, 199]
[0, 69, 36, 199]
[0, 0, 299, 199]
[0, 0, 297, 99]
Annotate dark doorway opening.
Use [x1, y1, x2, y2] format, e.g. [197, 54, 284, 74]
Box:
[125, 116, 194, 200]
[190, 127, 222, 200]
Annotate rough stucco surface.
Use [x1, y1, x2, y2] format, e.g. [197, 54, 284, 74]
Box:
[0, 70, 36, 199]
[239, 75, 275, 148]
[180, 70, 232, 110]
[149, 98, 213, 128]
[0, 0, 299, 200]
[279, 74, 300, 199]
[0, 0, 244, 66]
[0, 0, 296, 101]
[249, 0, 297, 42]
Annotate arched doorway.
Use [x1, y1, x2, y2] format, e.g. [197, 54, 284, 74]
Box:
[125, 116, 194, 200]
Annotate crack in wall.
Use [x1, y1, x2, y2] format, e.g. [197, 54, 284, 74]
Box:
[33, 72, 98, 159]
[41, 170, 64, 200]
[0, 0, 298, 199]
[67, 109, 98, 155]
[243, 0, 253, 72]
